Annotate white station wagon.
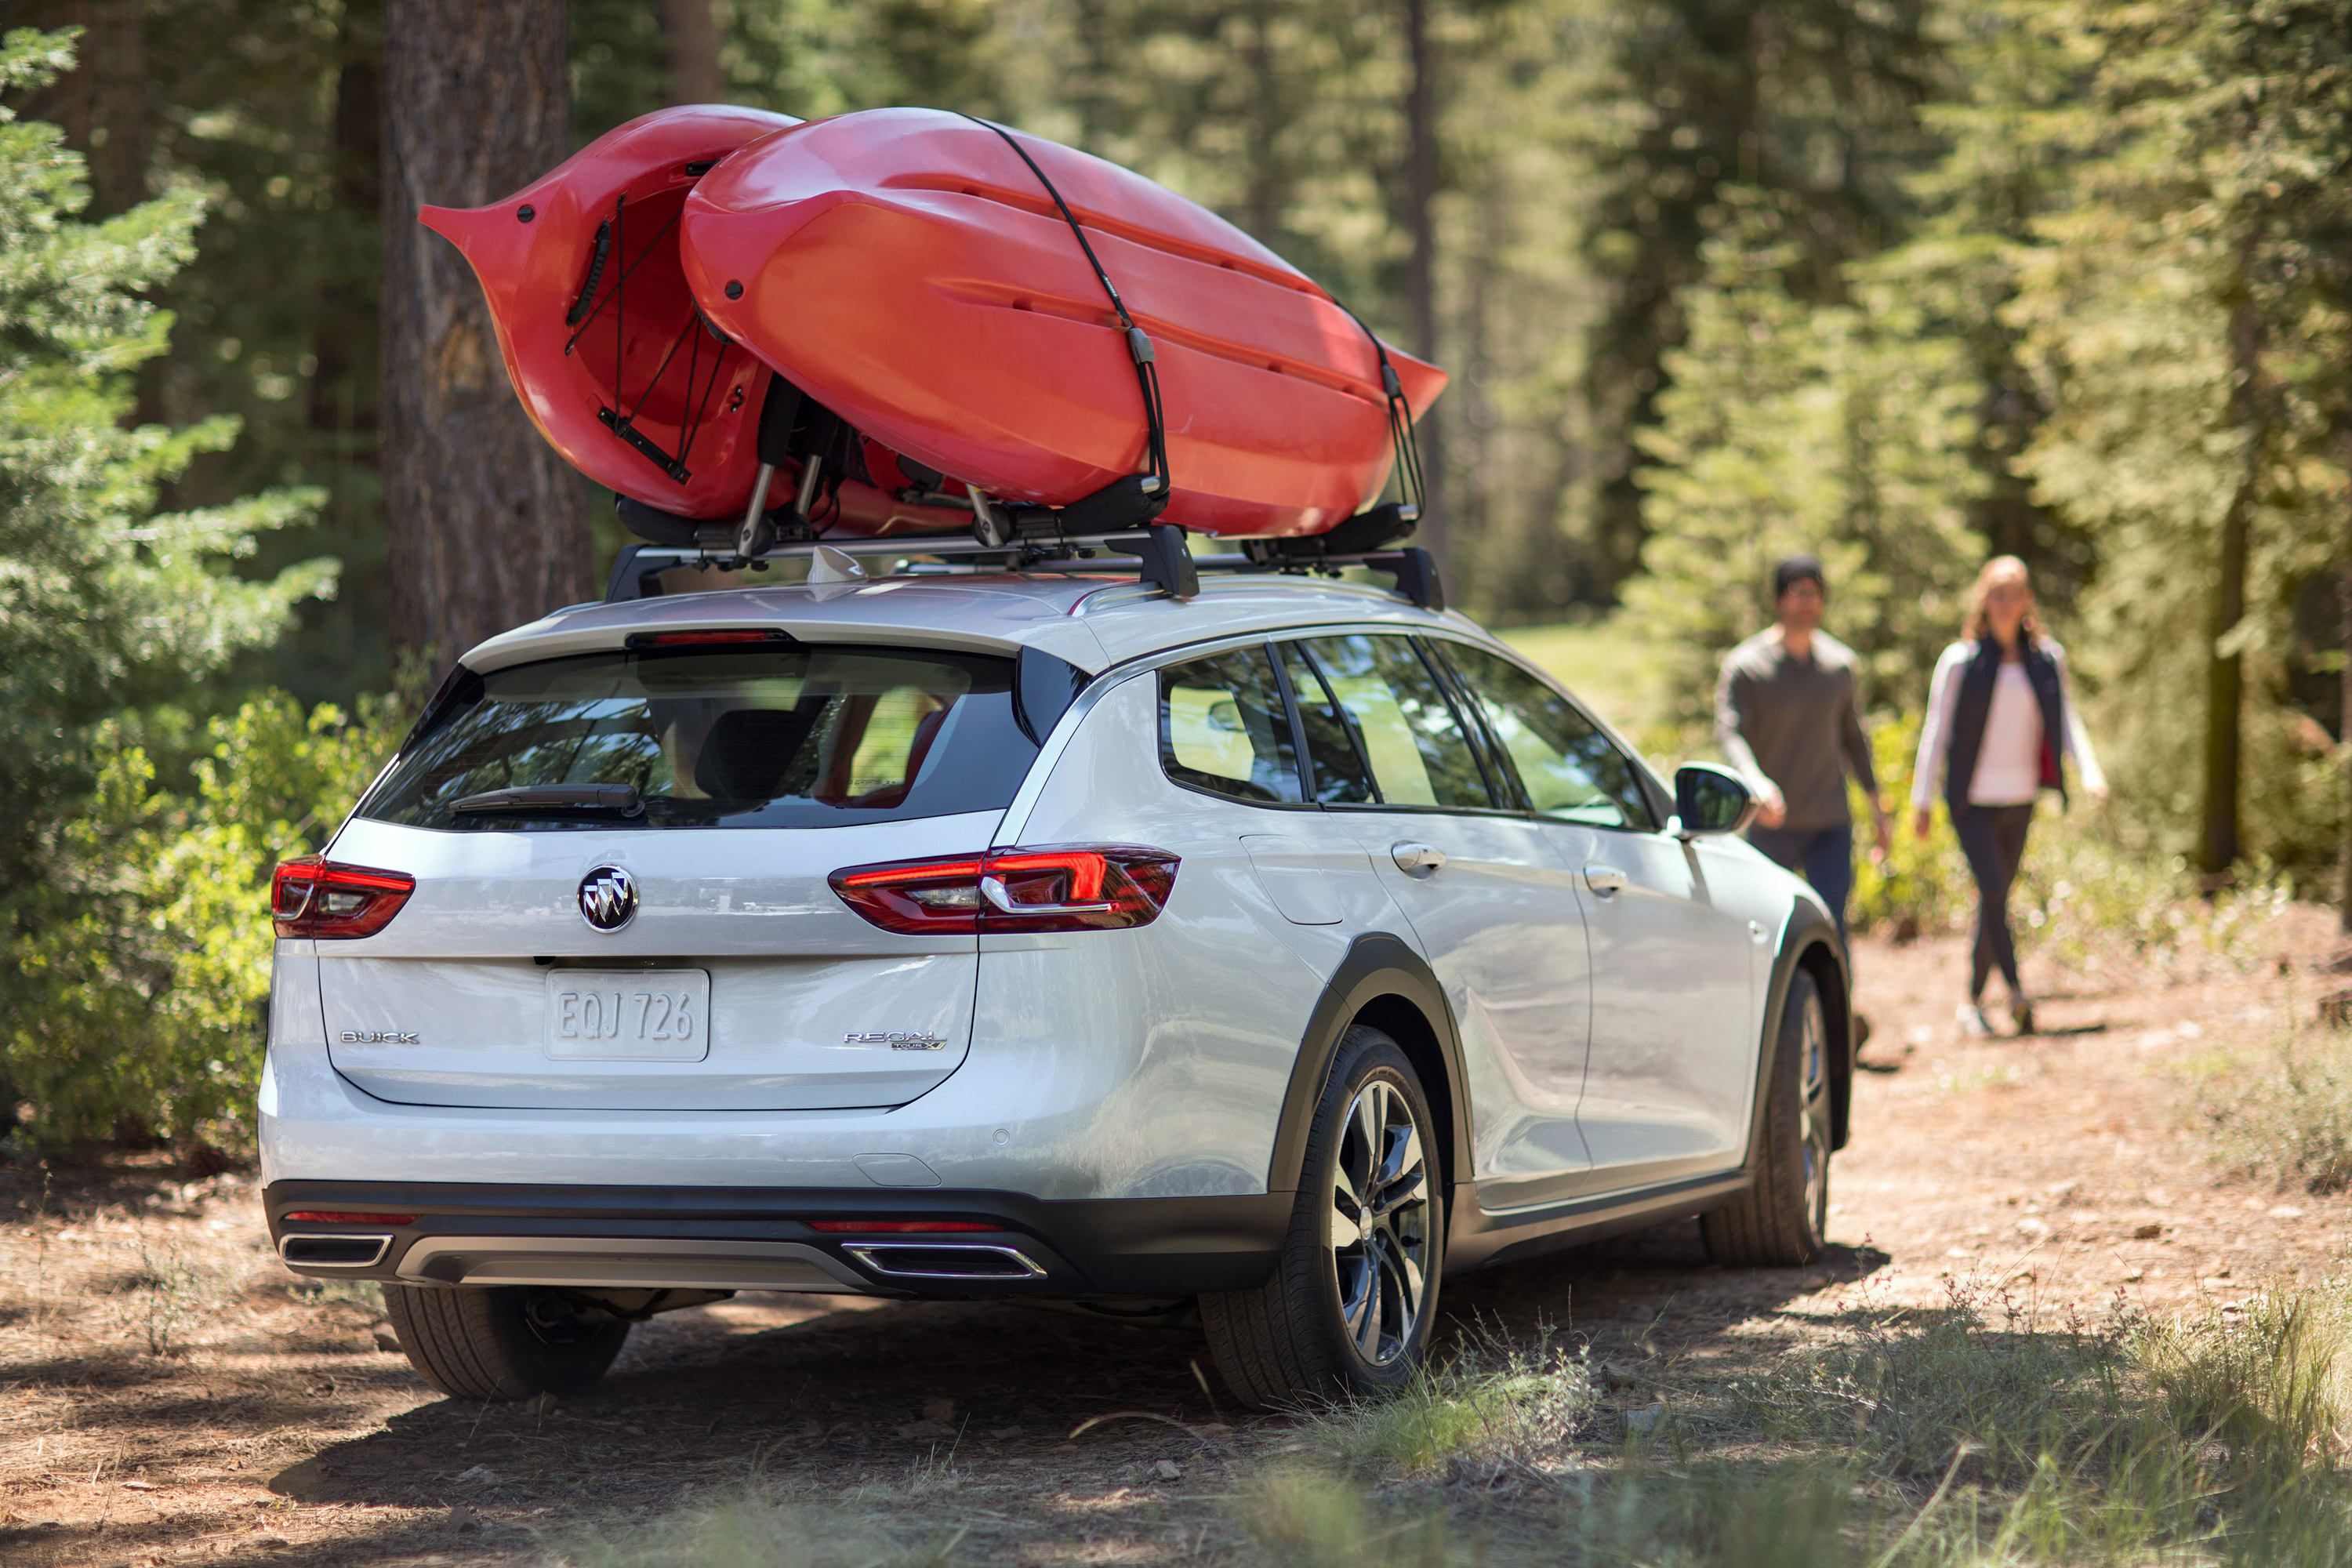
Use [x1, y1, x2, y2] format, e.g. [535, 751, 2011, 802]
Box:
[262, 539, 1849, 1406]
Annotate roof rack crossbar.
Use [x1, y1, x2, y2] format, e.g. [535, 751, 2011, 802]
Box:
[602, 531, 1444, 611]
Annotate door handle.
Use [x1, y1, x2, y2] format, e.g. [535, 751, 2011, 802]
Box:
[1391, 842, 1448, 874]
[1584, 864, 1628, 895]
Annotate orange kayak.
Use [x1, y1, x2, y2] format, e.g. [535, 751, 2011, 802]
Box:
[424, 105, 1445, 540]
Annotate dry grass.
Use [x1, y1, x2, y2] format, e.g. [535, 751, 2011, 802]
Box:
[2198, 1009, 2352, 1196]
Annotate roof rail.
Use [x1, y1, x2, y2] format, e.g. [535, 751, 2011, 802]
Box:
[602, 524, 1445, 612]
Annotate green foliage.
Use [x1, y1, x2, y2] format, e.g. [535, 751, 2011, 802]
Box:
[1626, 191, 1988, 724]
[0, 27, 336, 1146]
[1849, 713, 1973, 938]
[4, 693, 400, 1151]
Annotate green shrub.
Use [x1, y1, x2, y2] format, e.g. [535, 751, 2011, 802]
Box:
[2, 692, 401, 1154]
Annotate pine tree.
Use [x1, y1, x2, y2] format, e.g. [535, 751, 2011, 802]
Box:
[0, 26, 332, 1132]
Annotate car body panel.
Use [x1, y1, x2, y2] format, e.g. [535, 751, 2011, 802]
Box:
[314, 813, 994, 1111]
[262, 568, 1850, 1294]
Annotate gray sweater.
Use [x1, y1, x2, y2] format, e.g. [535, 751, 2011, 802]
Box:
[1715, 629, 1878, 831]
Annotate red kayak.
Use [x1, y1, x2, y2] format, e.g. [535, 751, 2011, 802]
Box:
[420, 106, 793, 523]
[425, 105, 1445, 540]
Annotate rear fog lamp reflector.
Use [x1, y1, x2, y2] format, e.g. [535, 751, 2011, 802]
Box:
[284, 1212, 416, 1225]
[808, 1220, 1001, 1233]
[829, 845, 1179, 935]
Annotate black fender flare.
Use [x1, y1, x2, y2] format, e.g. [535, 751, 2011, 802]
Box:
[1262, 934, 1473, 1207]
[1744, 899, 1855, 1165]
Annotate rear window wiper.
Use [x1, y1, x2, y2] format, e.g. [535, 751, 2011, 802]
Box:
[449, 783, 645, 818]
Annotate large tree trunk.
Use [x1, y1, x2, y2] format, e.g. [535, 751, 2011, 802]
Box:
[663, 0, 720, 105]
[2339, 437, 2352, 933]
[2199, 295, 2260, 882]
[381, 0, 593, 666]
[1402, 0, 1445, 570]
[2340, 543, 2351, 933]
[14, 0, 149, 217]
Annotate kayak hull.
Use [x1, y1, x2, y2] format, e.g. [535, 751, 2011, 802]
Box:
[419, 105, 800, 523]
[423, 105, 1446, 540]
[683, 109, 1444, 538]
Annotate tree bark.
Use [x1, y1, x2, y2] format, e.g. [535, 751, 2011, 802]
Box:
[2199, 295, 2260, 882]
[14, 1, 149, 217]
[663, 0, 720, 106]
[2339, 549, 2351, 933]
[1402, 0, 1445, 570]
[312, 31, 380, 448]
[381, 0, 593, 666]
[2340, 454, 2352, 932]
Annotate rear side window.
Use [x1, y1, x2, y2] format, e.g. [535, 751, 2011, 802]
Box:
[1276, 642, 1375, 805]
[1298, 634, 1496, 810]
[1158, 648, 1303, 804]
[358, 644, 1036, 830]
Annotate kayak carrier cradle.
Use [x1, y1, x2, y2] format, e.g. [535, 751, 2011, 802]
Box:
[603, 524, 1442, 612]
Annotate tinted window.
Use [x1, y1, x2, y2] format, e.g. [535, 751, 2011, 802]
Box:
[1276, 642, 1375, 805]
[1299, 634, 1495, 810]
[359, 644, 1035, 830]
[1436, 643, 1657, 829]
[1158, 647, 1302, 804]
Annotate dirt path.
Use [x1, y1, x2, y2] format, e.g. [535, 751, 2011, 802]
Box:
[2, 912, 2344, 1566]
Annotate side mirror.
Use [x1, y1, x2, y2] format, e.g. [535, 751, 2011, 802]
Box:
[1674, 763, 1759, 839]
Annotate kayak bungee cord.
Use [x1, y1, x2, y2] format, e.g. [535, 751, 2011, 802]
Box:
[1337, 303, 1428, 532]
[560, 191, 735, 487]
[956, 114, 1171, 525]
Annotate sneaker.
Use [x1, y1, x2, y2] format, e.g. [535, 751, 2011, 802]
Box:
[1956, 1002, 1993, 1038]
[2011, 1000, 2036, 1036]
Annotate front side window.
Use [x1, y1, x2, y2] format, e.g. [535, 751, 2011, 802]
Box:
[1158, 647, 1303, 804]
[1298, 634, 1495, 811]
[359, 643, 1036, 830]
[1435, 643, 1657, 830]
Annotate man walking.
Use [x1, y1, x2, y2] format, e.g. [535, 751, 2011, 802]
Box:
[1715, 554, 1891, 942]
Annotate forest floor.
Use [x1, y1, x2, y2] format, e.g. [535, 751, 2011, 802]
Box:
[1, 906, 2346, 1568]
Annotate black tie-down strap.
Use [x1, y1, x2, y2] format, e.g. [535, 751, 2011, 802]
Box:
[1334, 304, 1425, 550]
[959, 114, 1171, 542]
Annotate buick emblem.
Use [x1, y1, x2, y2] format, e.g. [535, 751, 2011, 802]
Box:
[578, 866, 637, 932]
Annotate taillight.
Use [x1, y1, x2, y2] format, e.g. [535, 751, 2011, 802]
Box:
[270, 856, 416, 938]
[807, 1220, 1003, 1233]
[829, 845, 1179, 935]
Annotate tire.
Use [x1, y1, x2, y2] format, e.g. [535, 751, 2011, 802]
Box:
[1703, 968, 1831, 1267]
[381, 1284, 630, 1401]
[1200, 1025, 1443, 1408]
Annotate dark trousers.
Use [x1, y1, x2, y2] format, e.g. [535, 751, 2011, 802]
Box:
[1747, 822, 1854, 941]
[1954, 803, 2034, 998]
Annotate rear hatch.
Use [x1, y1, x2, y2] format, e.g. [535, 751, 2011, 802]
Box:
[312, 637, 1041, 1111]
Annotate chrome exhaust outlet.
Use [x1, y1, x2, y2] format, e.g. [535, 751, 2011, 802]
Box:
[844, 1242, 1045, 1280]
[280, 1232, 394, 1269]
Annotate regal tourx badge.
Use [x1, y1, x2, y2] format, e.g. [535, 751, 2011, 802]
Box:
[578, 866, 637, 931]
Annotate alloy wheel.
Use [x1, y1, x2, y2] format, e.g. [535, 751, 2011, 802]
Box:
[1327, 1077, 1432, 1366]
[1798, 995, 1831, 1242]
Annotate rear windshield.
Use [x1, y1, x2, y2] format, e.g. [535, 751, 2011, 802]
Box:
[358, 644, 1037, 830]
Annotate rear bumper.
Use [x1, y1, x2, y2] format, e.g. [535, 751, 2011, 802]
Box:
[263, 1180, 1290, 1298]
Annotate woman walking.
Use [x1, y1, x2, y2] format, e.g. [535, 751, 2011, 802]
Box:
[1911, 557, 2107, 1036]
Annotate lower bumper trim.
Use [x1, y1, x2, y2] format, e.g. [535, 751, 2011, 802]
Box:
[395, 1236, 866, 1293]
[263, 1180, 1291, 1298]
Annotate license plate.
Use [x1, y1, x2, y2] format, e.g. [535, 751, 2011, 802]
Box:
[545, 970, 710, 1061]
